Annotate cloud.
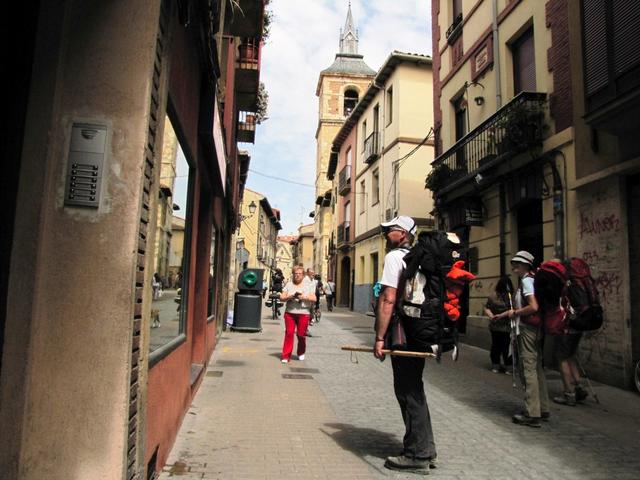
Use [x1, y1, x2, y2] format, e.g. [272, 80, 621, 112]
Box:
[244, 0, 431, 235]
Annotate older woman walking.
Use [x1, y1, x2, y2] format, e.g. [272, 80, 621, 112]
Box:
[279, 265, 316, 363]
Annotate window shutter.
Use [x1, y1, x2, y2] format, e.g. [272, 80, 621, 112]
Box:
[582, 0, 609, 96]
[513, 28, 536, 94]
[612, 1, 640, 75]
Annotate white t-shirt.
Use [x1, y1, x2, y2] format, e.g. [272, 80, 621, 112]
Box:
[379, 247, 410, 289]
[282, 278, 315, 314]
[324, 281, 335, 295]
[515, 274, 535, 331]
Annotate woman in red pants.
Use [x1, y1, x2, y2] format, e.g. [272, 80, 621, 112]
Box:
[279, 265, 316, 363]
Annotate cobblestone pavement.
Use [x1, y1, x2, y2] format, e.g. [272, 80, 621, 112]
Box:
[161, 309, 640, 479]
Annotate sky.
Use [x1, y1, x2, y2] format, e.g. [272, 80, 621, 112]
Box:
[242, 0, 432, 235]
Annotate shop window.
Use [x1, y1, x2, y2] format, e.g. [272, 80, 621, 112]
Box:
[207, 226, 217, 319]
[149, 113, 193, 355]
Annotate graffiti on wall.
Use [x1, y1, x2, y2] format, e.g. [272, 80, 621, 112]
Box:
[576, 178, 624, 367]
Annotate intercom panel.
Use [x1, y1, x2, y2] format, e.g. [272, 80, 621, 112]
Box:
[64, 123, 107, 208]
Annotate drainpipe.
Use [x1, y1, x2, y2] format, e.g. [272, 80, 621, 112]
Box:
[549, 153, 565, 260]
[492, 0, 502, 108]
[499, 182, 506, 277]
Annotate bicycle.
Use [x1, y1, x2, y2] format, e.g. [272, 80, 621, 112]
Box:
[265, 292, 282, 320]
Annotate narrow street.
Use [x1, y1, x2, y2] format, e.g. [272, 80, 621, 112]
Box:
[160, 308, 640, 480]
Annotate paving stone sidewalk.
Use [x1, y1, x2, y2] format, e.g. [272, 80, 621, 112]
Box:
[161, 309, 640, 480]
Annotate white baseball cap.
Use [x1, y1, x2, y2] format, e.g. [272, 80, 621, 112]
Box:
[380, 216, 417, 235]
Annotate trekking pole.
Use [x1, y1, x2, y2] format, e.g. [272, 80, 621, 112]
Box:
[575, 356, 601, 404]
[341, 345, 436, 358]
[507, 291, 519, 389]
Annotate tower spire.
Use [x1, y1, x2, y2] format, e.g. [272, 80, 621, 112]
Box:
[339, 1, 358, 55]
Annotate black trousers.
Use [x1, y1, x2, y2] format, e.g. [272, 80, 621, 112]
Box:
[490, 330, 511, 366]
[326, 294, 334, 310]
[391, 355, 437, 459]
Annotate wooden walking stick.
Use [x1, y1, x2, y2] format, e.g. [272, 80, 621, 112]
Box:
[341, 345, 436, 358]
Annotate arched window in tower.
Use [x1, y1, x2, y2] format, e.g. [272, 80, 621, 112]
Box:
[344, 89, 359, 116]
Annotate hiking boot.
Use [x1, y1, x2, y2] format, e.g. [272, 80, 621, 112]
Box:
[384, 455, 429, 473]
[553, 392, 577, 406]
[512, 413, 542, 428]
[575, 386, 589, 402]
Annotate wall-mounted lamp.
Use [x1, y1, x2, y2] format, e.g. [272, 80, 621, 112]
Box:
[239, 200, 257, 222]
[464, 81, 485, 107]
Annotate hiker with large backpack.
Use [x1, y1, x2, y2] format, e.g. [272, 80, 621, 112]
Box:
[373, 216, 437, 473]
[535, 258, 603, 406]
[373, 216, 474, 473]
[494, 251, 550, 427]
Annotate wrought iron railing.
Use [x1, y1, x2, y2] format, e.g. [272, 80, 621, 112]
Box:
[338, 164, 352, 195]
[364, 132, 380, 164]
[446, 13, 463, 44]
[337, 221, 351, 246]
[428, 92, 547, 195]
[238, 37, 260, 68]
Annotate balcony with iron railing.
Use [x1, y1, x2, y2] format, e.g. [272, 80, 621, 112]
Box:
[237, 110, 256, 143]
[428, 92, 548, 197]
[338, 164, 352, 195]
[337, 221, 351, 247]
[235, 37, 262, 111]
[363, 132, 380, 164]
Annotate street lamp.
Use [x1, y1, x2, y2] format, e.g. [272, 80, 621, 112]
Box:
[239, 200, 257, 222]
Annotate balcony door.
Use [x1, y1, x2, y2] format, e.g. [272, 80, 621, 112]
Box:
[513, 27, 536, 94]
[454, 95, 467, 170]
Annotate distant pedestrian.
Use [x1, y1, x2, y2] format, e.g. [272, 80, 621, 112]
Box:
[373, 216, 437, 473]
[495, 251, 550, 427]
[152, 272, 162, 300]
[324, 278, 335, 311]
[313, 273, 324, 317]
[484, 276, 514, 373]
[279, 265, 316, 363]
[270, 268, 284, 293]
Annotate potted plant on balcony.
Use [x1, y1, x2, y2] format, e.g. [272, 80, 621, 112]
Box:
[254, 82, 269, 124]
[425, 164, 466, 193]
[496, 100, 548, 155]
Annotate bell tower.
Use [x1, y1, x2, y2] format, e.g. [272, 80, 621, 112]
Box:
[312, 3, 375, 277]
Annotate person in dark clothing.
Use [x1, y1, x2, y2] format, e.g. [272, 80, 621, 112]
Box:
[373, 216, 436, 473]
[485, 276, 514, 373]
